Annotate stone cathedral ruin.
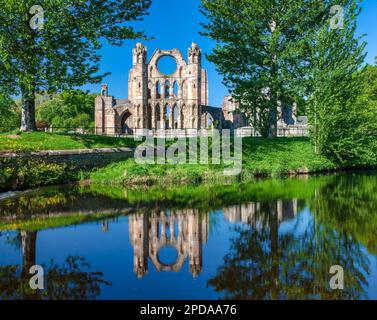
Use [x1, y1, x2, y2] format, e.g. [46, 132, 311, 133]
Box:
[95, 42, 307, 136]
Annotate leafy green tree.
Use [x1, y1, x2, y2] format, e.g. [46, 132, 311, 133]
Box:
[200, 0, 329, 137]
[36, 90, 97, 129]
[0, 92, 20, 132]
[0, 0, 151, 132]
[307, 0, 369, 165]
[356, 64, 377, 111]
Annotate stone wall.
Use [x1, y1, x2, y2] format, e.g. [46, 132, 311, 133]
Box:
[0, 148, 134, 170]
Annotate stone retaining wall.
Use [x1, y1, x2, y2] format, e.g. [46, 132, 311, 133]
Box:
[0, 148, 134, 169]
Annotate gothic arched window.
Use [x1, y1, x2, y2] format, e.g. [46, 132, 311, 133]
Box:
[173, 81, 179, 97]
[156, 81, 161, 98]
[165, 80, 170, 98]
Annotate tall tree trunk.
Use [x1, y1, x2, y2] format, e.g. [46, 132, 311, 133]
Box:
[268, 106, 277, 138]
[268, 20, 278, 139]
[20, 86, 37, 132]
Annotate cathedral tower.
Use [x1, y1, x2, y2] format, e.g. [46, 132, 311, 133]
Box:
[187, 42, 202, 129]
[129, 43, 148, 129]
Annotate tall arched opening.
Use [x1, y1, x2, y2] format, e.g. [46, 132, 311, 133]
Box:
[121, 110, 133, 135]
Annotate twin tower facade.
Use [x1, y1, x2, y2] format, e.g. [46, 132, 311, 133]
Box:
[95, 42, 217, 135]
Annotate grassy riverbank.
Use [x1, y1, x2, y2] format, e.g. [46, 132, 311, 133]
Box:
[0, 132, 137, 191]
[1, 132, 371, 191]
[90, 137, 340, 186]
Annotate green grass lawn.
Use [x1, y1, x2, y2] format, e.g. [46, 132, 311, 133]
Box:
[241, 137, 337, 175]
[0, 132, 345, 188]
[0, 131, 138, 152]
[90, 137, 340, 186]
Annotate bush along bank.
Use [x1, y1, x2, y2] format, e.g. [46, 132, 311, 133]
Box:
[0, 157, 86, 192]
[0, 146, 133, 192]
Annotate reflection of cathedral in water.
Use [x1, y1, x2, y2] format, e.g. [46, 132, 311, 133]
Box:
[222, 199, 298, 225]
[129, 200, 298, 279]
[129, 210, 208, 279]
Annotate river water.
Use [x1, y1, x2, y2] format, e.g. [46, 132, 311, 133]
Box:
[1, 173, 377, 300]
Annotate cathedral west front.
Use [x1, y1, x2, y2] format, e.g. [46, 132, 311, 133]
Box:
[95, 42, 220, 136]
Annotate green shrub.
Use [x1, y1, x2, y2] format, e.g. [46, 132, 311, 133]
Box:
[0, 158, 83, 191]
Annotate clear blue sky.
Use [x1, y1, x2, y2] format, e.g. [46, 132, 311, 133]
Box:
[83, 0, 377, 107]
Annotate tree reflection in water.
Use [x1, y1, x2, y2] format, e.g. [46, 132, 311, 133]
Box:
[0, 231, 111, 300]
[208, 175, 373, 300]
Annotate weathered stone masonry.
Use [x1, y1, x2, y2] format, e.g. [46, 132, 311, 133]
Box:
[95, 42, 219, 136]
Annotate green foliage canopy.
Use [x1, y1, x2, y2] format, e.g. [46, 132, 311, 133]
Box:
[200, 0, 332, 137]
[307, 0, 372, 166]
[0, 93, 19, 131]
[36, 90, 97, 129]
[0, 0, 151, 131]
